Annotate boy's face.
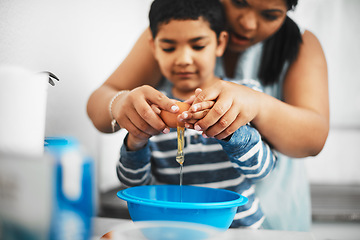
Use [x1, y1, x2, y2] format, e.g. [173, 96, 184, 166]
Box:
[151, 18, 227, 98]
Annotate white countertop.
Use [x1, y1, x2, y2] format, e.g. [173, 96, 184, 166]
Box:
[92, 217, 316, 240]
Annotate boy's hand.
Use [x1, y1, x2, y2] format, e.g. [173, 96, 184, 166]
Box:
[179, 88, 215, 129]
[126, 133, 149, 151]
[113, 85, 178, 139]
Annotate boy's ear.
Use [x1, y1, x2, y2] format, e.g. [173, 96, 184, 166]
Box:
[149, 37, 156, 56]
[215, 31, 228, 57]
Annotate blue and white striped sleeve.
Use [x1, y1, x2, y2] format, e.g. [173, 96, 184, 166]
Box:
[116, 134, 153, 187]
[218, 124, 277, 182]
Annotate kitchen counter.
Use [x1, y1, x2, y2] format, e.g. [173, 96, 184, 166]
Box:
[91, 217, 316, 240]
[311, 184, 360, 222]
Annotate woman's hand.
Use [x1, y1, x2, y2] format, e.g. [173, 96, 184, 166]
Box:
[178, 89, 215, 129]
[183, 81, 262, 140]
[112, 85, 179, 141]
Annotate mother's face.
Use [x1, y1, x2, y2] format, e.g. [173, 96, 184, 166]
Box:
[221, 0, 288, 52]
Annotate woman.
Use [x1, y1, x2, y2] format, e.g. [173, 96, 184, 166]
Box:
[87, 0, 329, 231]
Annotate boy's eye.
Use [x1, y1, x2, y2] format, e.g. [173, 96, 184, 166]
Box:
[231, 0, 247, 8]
[162, 48, 175, 52]
[193, 46, 205, 51]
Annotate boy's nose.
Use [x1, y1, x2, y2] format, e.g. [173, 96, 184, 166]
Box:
[175, 48, 193, 66]
[238, 11, 257, 31]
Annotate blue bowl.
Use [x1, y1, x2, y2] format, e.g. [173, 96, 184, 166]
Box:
[117, 185, 248, 231]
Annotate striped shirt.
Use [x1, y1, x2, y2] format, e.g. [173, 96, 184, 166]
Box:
[117, 79, 277, 228]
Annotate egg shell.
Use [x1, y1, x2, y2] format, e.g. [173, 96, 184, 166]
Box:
[160, 102, 190, 128]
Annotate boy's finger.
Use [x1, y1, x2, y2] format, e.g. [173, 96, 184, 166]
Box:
[133, 98, 168, 133]
[191, 109, 210, 119]
[184, 94, 196, 104]
[151, 104, 161, 115]
[146, 88, 179, 113]
[192, 87, 221, 105]
[190, 101, 215, 112]
[128, 106, 162, 136]
[195, 88, 203, 96]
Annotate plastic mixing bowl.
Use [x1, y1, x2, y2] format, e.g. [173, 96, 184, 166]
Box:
[117, 185, 248, 231]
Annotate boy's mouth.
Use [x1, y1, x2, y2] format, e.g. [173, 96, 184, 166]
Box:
[175, 71, 195, 78]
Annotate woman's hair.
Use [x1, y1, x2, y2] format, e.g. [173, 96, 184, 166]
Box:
[259, 0, 302, 86]
[286, 0, 298, 10]
[149, 0, 226, 38]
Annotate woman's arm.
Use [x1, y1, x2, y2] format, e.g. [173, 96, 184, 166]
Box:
[87, 28, 178, 134]
[189, 30, 329, 158]
[253, 30, 329, 157]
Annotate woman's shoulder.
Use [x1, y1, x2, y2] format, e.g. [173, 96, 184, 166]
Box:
[302, 30, 323, 46]
[297, 29, 326, 63]
[293, 21, 324, 56]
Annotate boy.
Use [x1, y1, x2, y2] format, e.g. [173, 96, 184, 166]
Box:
[117, 0, 276, 229]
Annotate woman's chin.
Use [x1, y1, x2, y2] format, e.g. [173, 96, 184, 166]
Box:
[227, 38, 250, 52]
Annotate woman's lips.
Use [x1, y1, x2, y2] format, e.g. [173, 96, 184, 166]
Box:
[230, 32, 252, 46]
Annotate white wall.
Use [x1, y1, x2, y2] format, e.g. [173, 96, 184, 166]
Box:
[1, 0, 359, 191]
[0, 0, 152, 191]
[289, 0, 360, 185]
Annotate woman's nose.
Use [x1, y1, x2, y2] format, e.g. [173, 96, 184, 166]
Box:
[238, 11, 257, 31]
[175, 48, 193, 66]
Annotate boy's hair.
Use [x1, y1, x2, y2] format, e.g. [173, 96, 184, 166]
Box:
[149, 0, 226, 39]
